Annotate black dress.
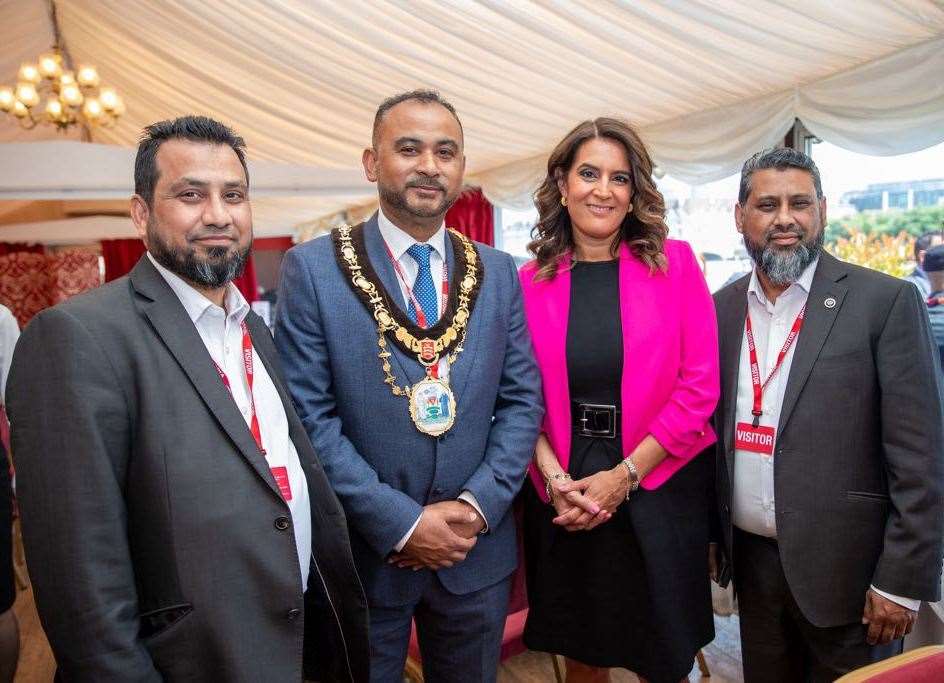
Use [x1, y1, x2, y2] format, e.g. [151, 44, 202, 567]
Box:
[522, 259, 714, 682]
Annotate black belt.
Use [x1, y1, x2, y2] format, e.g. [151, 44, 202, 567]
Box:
[571, 402, 620, 439]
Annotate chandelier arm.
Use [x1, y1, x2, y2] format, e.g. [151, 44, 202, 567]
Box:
[47, 0, 92, 141]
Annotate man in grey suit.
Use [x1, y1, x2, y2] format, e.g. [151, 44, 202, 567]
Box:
[7, 116, 368, 681]
[711, 147, 944, 682]
[275, 91, 543, 682]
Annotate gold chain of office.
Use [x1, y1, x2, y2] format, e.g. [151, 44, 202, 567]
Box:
[334, 225, 478, 398]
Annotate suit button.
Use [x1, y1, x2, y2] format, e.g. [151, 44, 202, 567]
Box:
[432, 487, 444, 495]
[274, 516, 291, 531]
[286, 608, 301, 621]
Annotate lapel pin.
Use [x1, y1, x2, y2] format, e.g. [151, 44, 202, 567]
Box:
[824, 296, 837, 309]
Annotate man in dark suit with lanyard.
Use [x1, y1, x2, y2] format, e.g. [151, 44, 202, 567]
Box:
[711, 147, 944, 682]
[7, 116, 368, 681]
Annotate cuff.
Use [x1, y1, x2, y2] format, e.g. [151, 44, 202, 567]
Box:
[394, 513, 422, 553]
[871, 585, 921, 611]
[458, 491, 489, 533]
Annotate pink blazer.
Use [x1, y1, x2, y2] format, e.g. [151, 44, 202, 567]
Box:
[519, 239, 719, 502]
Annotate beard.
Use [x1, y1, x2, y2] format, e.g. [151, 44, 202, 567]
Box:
[378, 177, 459, 219]
[743, 226, 824, 286]
[147, 219, 250, 289]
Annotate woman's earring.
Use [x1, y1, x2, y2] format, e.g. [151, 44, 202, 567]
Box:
[560, 196, 567, 207]
[627, 203, 633, 213]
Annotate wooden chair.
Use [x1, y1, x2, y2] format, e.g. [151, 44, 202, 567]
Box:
[835, 645, 944, 682]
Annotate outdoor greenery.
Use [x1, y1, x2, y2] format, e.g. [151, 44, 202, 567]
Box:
[826, 205, 944, 243]
[826, 230, 913, 278]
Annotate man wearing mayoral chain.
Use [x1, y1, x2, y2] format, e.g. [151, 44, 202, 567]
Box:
[275, 90, 543, 682]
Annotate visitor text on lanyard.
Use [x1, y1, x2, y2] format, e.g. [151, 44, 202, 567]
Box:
[212, 322, 292, 500]
[735, 306, 806, 456]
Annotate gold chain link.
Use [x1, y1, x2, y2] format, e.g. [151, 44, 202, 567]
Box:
[336, 225, 479, 399]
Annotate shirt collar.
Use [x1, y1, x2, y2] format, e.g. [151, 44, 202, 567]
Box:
[147, 252, 249, 325]
[377, 208, 446, 262]
[747, 255, 820, 307]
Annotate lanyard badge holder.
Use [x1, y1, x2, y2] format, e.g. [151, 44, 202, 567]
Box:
[735, 306, 805, 456]
[213, 322, 293, 500]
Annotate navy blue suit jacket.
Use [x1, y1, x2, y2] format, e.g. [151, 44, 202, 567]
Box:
[275, 214, 542, 607]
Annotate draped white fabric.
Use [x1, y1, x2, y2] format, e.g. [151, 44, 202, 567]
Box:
[1, 0, 942, 223]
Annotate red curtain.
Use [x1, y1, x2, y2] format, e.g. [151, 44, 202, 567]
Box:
[101, 238, 257, 302]
[101, 239, 146, 282]
[234, 255, 258, 303]
[254, 236, 294, 251]
[446, 188, 494, 246]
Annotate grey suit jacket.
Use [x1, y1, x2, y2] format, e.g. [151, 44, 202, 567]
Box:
[275, 215, 543, 608]
[713, 252, 944, 627]
[7, 256, 369, 682]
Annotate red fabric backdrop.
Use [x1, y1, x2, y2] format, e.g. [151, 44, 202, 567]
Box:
[445, 188, 494, 246]
[46, 252, 104, 307]
[0, 243, 44, 257]
[0, 251, 101, 327]
[101, 238, 258, 302]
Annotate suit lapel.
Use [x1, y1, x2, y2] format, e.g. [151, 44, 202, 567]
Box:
[129, 257, 282, 500]
[363, 215, 406, 316]
[777, 253, 848, 433]
[244, 312, 331, 505]
[245, 312, 296, 433]
[718, 275, 749, 483]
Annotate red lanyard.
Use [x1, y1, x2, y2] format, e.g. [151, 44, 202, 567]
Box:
[212, 321, 265, 455]
[381, 240, 449, 329]
[382, 239, 449, 379]
[744, 305, 806, 427]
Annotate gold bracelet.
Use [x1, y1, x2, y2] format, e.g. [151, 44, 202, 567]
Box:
[622, 458, 640, 500]
[545, 472, 571, 502]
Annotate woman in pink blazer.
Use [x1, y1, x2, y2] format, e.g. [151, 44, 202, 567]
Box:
[519, 118, 720, 683]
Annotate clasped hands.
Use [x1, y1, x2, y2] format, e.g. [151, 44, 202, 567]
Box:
[548, 465, 629, 532]
[388, 500, 485, 571]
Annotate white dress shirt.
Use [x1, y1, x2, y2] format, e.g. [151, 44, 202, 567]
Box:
[376, 210, 487, 551]
[733, 257, 918, 610]
[0, 304, 20, 403]
[149, 254, 312, 590]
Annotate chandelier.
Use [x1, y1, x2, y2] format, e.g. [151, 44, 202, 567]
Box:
[0, 1, 124, 131]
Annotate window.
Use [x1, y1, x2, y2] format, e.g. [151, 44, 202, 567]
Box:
[657, 172, 748, 291]
[494, 206, 538, 267]
[810, 140, 944, 220]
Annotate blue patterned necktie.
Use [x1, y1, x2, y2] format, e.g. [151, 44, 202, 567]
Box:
[405, 243, 438, 327]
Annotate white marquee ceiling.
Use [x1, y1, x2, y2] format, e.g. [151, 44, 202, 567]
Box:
[1, 0, 943, 240]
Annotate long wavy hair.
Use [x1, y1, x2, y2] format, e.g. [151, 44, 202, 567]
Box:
[527, 117, 668, 281]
